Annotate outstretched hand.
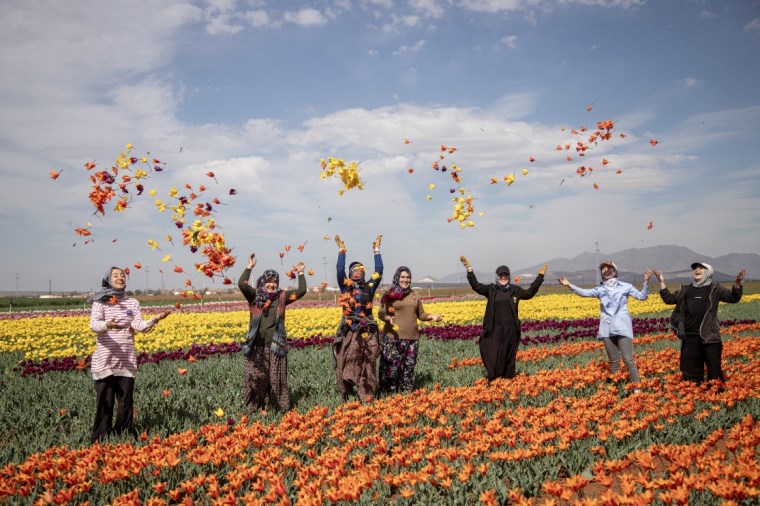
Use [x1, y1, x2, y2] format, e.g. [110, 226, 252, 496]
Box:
[643, 268, 652, 282]
[373, 234, 382, 250]
[460, 255, 471, 269]
[335, 235, 346, 252]
[557, 276, 570, 287]
[538, 263, 548, 276]
[653, 270, 665, 284]
[247, 253, 256, 269]
[735, 269, 746, 287]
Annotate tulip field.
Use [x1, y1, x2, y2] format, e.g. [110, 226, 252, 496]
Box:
[1, 292, 760, 505]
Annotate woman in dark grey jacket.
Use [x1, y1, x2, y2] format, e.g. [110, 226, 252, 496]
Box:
[461, 255, 547, 382]
[655, 262, 744, 384]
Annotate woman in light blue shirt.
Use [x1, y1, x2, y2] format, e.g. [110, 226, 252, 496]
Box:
[559, 261, 651, 392]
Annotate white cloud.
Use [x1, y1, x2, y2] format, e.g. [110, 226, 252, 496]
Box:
[205, 14, 245, 34]
[679, 76, 701, 88]
[283, 8, 328, 26]
[459, 0, 644, 13]
[745, 18, 760, 33]
[409, 0, 445, 18]
[382, 14, 421, 33]
[242, 9, 271, 27]
[394, 39, 427, 54]
[700, 10, 718, 19]
[500, 34, 518, 48]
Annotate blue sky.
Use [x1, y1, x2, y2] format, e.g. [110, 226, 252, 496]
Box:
[1, 0, 759, 293]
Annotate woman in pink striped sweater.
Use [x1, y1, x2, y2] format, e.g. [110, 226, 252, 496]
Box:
[89, 266, 170, 443]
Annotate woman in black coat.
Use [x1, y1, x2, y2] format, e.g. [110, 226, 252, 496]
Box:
[461, 256, 547, 381]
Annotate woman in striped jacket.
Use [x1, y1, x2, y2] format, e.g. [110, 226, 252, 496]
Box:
[89, 267, 170, 443]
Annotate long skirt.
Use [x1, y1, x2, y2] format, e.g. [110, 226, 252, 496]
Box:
[379, 335, 419, 395]
[333, 328, 380, 402]
[479, 324, 519, 381]
[242, 347, 290, 414]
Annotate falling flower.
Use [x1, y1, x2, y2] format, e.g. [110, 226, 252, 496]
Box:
[162, 255, 171, 262]
[428, 183, 436, 190]
[647, 221, 654, 230]
[403, 138, 411, 144]
[529, 156, 535, 162]
[134, 262, 142, 269]
[408, 168, 414, 174]
[504, 173, 515, 186]
[49, 170, 62, 180]
[173, 266, 183, 273]
[214, 408, 224, 417]
[593, 183, 599, 189]
[177, 368, 188, 376]
[650, 139, 659, 147]
[521, 169, 529, 176]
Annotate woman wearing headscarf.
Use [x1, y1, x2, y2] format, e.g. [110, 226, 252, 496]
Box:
[89, 266, 170, 443]
[332, 234, 383, 402]
[238, 253, 306, 413]
[461, 256, 547, 382]
[377, 266, 443, 395]
[559, 261, 651, 391]
[655, 262, 744, 384]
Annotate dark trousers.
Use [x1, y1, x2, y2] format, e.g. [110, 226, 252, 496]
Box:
[92, 376, 135, 443]
[680, 333, 724, 384]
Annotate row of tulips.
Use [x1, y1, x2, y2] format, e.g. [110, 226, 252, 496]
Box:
[13, 317, 756, 378]
[8, 293, 760, 362]
[2, 323, 759, 504]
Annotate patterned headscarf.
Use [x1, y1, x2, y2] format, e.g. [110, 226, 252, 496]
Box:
[88, 267, 126, 303]
[349, 261, 366, 284]
[254, 269, 282, 314]
[381, 266, 412, 304]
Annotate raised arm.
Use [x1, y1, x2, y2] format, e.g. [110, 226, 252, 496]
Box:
[336, 235, 347, 292]
[238, 253, 257, 304]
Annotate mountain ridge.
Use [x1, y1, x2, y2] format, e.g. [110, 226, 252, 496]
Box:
[436, 245, 757, 284]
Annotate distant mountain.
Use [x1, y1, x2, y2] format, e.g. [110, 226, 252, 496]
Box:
[438, 245, 759, 285]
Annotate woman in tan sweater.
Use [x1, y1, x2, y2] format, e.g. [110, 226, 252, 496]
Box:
[377, 266, 443, 394]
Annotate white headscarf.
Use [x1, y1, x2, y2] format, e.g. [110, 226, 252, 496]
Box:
[691, 262, 714, 288]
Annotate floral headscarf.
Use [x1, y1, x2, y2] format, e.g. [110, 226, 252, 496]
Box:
[381, 266, 412, 304]
[254, 269, 282, 314]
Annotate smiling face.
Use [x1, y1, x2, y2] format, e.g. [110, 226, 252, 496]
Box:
[497, 272, 510, 286]
[600, 265, 616, 280]
[693, 265, 705, 283]
[109, 268, 126, 290]
[263, 278, 279, 293]
[399, 271, 411, 289]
